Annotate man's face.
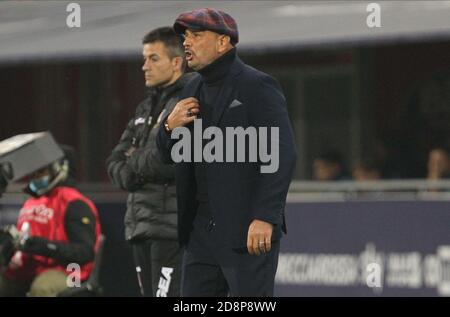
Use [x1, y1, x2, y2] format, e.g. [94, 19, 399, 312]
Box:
[183, 29, 224, 71]
[142, 41, 179, 88]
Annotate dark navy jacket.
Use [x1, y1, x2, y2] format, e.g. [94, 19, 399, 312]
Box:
[157, 50, 297, 250]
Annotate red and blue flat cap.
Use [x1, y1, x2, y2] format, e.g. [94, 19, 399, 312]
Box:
[173, 8, 239, 45]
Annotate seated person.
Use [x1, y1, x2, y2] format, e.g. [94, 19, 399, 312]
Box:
[427, 146, 450, 180]
[352, 158, 382, 181]
[0, 147, 102, 297]
[312, 150, 350, 181]
[350, 157, 386, 199]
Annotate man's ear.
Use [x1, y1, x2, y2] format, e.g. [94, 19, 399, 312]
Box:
[218, 35, 232, 52]
[172, 56, 183, 71]
[221, 35, 231, 45]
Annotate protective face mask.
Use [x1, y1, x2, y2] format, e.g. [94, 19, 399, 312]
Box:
[29, 175, 50, 194]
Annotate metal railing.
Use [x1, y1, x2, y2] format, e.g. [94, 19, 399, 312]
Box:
[3, 180, 450, 204]
[288, 180, 450, 202]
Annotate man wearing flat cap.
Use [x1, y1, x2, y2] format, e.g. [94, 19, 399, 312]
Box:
[157, 8, 297, 296]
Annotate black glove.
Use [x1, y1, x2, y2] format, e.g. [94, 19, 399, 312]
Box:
[19, 236, 59, 258]
[1, 225, 58, 259]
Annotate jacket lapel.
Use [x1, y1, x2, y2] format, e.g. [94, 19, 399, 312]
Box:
[210, 56, 245, 127]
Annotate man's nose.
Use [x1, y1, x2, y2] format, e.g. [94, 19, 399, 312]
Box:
[183, 38, 191, 48]
[142, 61, 149, 71]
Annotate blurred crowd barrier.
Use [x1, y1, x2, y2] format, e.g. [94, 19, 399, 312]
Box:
[2, 181, 450, 296]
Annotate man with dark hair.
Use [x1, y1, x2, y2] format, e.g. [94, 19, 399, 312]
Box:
[313, 149, 349, 181]
[141, 28, 186, 72]
[157, 9, 297, 296]
[107, 26, 193, 297]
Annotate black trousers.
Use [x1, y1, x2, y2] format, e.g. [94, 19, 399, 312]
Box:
[132, 239, 182, 297]
[181, 213, 280, 297]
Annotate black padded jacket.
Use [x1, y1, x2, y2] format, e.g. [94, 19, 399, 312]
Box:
[107, 73, 195, 242]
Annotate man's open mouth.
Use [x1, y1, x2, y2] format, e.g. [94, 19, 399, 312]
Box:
[185, 51, 193, 61]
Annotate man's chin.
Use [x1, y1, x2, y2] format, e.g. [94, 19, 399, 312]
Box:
[145, 80, 156, 88]
[188, 61, 201, 71]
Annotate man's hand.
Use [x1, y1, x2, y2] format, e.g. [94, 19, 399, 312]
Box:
[247, 219, 273, 256]
[125, 146, 137, 158]
[166, 97, 200, 130]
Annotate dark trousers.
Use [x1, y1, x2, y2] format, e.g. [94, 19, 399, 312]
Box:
[181, 213, 280, 297]
[132, 239, 182, 297]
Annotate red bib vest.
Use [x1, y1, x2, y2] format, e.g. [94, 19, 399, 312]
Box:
[6, 187, 101, 283]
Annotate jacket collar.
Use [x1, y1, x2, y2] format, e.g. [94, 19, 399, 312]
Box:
[198, 47, 237, 84]
[146, 72, 194, 104]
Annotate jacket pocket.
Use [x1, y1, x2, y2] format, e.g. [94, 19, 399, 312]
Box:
[221, 103, 248, 127]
